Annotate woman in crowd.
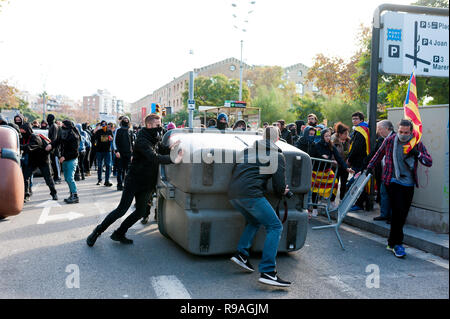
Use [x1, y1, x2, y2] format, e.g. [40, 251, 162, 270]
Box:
[331, 122, 352, 203]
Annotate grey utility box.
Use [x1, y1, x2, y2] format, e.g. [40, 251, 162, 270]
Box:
[156, 128, 311, 255]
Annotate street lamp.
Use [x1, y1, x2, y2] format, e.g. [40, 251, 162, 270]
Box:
[231, 1, 255, 101]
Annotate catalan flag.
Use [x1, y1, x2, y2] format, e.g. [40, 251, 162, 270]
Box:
[311, 168, 338, 198]
[403, 69, 422, 154]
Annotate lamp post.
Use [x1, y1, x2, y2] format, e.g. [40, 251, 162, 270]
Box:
[239, 39, 243, 101]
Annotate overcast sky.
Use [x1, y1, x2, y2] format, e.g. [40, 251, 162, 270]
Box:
[0, 0, 414, 103]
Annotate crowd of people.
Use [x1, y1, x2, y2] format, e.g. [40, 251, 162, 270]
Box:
[1, 109, 432, 287]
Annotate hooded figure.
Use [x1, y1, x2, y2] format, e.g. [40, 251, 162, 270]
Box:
[217, 113, 228, 130]
[0, 114, 8, 125]
[233, 120, 247, 131]
[20, 122, 58, 201]
[14, 114, 24, 127]
[295, 126, 316, 155]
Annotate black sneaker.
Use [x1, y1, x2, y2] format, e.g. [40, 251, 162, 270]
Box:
[104, 181, 113, 187]
[65, 194, 79, 204]
[51, 193, 58, 201]
[117, 185, 124, 191]
[110, 231, 133, 244]
[230, 252, 254, 272]
[86, 226, 102, 247]
[96, 180, 102, 185]
[258, 271, 291, 287]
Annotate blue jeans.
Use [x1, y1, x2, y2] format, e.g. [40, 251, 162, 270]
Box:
[97, 152, 111, 182]
[380, 183, 392, 219]
[229, 197, 283, 273]
[62, 158, 78, 194]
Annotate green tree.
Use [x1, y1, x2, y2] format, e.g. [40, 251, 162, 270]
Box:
[181, 74, 250, 108]
[253, 85, 296, 125]
[291, 93, 325, 124]
[320, 96, 367, 128]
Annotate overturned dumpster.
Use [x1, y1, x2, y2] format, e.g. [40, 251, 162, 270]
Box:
[156, 128, 312, 255]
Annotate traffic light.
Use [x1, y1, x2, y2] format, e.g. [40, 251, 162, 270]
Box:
[155, 104, 161, 114]
[162, 107, 166, 117]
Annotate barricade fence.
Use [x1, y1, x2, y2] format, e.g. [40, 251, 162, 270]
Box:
[307, 157, 340, 222]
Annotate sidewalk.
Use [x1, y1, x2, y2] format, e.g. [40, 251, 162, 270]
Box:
[319, 204, 449, 260]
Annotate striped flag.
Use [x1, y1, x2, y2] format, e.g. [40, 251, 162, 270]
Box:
[403, 69, 422, 154]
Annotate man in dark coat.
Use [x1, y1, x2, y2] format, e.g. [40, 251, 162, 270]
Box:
[86, 114, 183, 246]
[277, 120, 293, 145]
[113, 116, 134, 191]
[47, 114, 62, 184]
[20, 123, 58, 201]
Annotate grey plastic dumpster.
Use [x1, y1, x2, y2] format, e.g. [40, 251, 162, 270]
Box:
[156, 128, 312, 255]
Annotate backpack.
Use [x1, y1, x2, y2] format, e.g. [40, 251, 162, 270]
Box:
[38, 133, 51, 151]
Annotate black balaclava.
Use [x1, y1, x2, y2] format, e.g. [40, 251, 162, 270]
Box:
[14, 115, 23, 127]
[121, 116, 130, 128]
[47, 114, 55, 126]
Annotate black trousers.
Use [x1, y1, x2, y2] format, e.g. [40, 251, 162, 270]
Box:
[75, 151, 86, 178]
[84, 147, 91, 172]
[97, 178, 152, 235]
[331, 168, 349, 201]
[116, 154, 131, 187]
[23, 163, 57, 197]
[50, 153, 61, 181]
[386, 182, 414, 247]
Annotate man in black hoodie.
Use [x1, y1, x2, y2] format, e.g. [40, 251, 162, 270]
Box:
[46, 114, 62, 184]
[86, 114, 183, 246]
[20, 123, 58, 201]
[228, 126, 292, 287]
[113, 116, 134, 191]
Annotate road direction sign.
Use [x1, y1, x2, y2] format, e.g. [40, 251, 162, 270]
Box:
[188, 99, 195, 110]
[380, 11, 449, 77]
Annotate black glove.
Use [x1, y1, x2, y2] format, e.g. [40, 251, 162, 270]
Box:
[406, 147, 420, 158]
[365, 167, 374, 176]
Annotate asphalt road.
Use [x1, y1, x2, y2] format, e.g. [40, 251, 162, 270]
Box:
[0, 174, 448, 300]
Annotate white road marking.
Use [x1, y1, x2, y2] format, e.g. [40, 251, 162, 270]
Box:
[36, 200, 83, 224]
[151, 275, 191, 299]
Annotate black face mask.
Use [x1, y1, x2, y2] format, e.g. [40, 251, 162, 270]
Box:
[217, 122, 227, 130]
[121, 120, 129, 127]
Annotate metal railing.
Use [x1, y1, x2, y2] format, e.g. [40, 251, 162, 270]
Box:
[307, 157, 340, 223]
[312, 171, 372, 250]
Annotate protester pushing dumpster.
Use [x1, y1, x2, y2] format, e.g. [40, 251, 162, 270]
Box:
[155, 128, 312, 255]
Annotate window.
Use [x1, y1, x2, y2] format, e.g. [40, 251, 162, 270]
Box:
[230, 65, 236, 71]
[298, 70, 303, 77]
[296, 83, 304, 95]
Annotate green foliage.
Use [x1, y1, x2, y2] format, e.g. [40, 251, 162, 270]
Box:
[320, 96, 367, 129]
[252, 85, 296, 125]
[181, 74, 250, 108]
[291, 94, 325, 124]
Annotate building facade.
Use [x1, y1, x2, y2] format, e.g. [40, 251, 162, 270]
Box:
[131, 57, 318, 124]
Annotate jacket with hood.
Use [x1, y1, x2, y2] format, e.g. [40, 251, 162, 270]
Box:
[14, 114, 24, 127]
[295, 126, 316, 155]
[310, 130, 348, 171]
[20, 123, 50, 167]
[228, 139, 287, 199]
[114, 121, 134, 156]
[47, 114, 61, 156]
[52, 120, 80, 161]
[127, 127, 173, 191]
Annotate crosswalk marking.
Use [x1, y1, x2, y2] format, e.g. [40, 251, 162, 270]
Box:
[151, 275, 191, 299]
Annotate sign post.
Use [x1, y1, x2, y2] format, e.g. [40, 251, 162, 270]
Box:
[367, 4, 448, 211]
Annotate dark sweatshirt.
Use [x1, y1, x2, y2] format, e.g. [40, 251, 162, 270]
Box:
[228, 139, 286, 199]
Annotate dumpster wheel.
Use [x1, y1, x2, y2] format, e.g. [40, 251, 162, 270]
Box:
[157, 195, 169, 238]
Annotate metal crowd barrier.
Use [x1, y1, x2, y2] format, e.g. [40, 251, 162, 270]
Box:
[307, 157, 340, 222]
[312, 171, 372, 250]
